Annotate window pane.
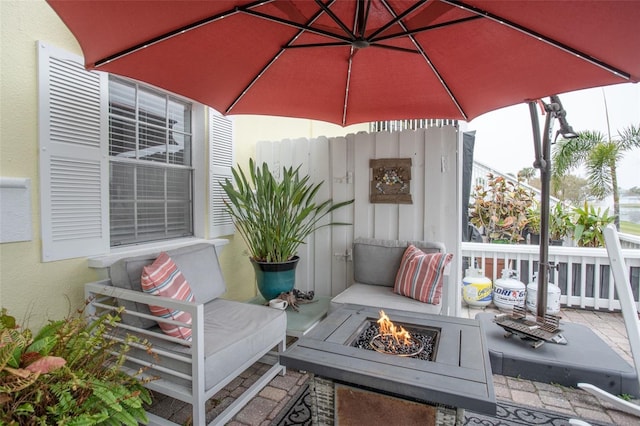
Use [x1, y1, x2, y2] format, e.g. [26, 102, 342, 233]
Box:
[139, 123, 167, 163]
[109, 117, 136, 157]
[109, 79, 136, 120]
[109, 162, 135, 245]
[169, 133, 190, 166]
[139, 88, 166, 128]
[169, 98, 191, 133]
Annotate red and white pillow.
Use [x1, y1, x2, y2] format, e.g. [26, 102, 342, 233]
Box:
[141, 252, 195, 340]
[393, 245, 453, 305]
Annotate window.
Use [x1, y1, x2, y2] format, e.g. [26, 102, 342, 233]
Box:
[108, 77, 194, 246]
[38, 42, 228, 262]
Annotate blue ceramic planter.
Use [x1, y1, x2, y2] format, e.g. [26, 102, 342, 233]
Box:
[251, 256, 299, 301]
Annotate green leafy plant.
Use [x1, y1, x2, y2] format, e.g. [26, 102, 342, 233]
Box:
[525, 205, 541, 235]
[549, 202, 573, 242]
[469, 174, 535, 243]
[0, 307, 152, 425]
[571, 201, 615, 247]
[220, 158, 354, 263]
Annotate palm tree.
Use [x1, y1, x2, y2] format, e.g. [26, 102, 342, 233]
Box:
[517, 167, 536, 183]
[552, 124, 640, 229]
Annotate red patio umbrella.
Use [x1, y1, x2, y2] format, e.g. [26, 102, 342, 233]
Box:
[48, 0, 640, 320]
[47, 0, 639, 127]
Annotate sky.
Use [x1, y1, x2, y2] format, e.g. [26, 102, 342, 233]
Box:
[466, 82, 640, 191]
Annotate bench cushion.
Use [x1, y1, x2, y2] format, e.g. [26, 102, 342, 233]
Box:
[110, 243, 226, 328]
[353, 238, 446, 287]
[330, 283, 442, 315]
[134, 299, 286, 390]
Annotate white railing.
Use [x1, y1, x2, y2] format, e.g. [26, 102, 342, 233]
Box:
[369, 118, 458, 133]
[461, 242, 640, 311]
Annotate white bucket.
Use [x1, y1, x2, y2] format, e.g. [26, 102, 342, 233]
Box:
[493, 269, 526, 311]
[526, 280, 561, 315]
[462, 268, 492, 307]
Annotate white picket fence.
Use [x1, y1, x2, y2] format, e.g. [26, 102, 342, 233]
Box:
[461, 241, 640, 311]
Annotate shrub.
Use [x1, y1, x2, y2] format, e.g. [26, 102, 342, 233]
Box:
[469, 174, 535, 243]
[0, 307, 152, 425]
[571, 201, 615, 247]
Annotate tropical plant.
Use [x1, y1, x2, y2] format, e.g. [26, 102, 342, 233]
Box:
[220, 158, 354, 263]
[0, 307, 152, 425]
[517, 167, 537, 184]
[571, 201, 615, 247]
[552, 124, 640, 229]
[525, 205, 541, 235]
[469, 174, 536, 243]
[549, 202, 573, 242]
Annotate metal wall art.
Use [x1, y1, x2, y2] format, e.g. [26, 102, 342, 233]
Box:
[370, 158, 412, 204]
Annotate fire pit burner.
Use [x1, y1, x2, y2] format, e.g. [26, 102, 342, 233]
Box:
[370, 333, 424, 357]
[351, 320, 437, 361]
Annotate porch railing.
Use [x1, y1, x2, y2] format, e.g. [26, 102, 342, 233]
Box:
[461, 242, 640, 311]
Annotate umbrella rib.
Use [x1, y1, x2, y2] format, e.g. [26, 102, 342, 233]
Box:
[239, 8, 352, 43]
[441, 0, 631, 80]
[314, 0, 355, 39]
[356, 0, 371, 38]
[371, 16, 482, 43]
[226, 0, 338, 114]
[343, 47, 355, 126]
[285, 42, 352, 49]
[381, 0, 469, 120]
[93, 0, 268, 67]
[368, 44, 421, 54]
[367, 0, 429, 40]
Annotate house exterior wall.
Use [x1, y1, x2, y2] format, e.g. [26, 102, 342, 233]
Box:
[0, 0, 366, 329]
[0, 1, 93, 326]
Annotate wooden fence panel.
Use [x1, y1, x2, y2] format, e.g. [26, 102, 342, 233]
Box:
[258, 127, 462, 316]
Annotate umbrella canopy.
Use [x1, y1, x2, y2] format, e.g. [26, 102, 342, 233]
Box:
[47, 0, 639, 126]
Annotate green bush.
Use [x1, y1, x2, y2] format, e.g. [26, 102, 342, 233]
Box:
[0, 307, 152, 425]
[571, 201, 615, 247]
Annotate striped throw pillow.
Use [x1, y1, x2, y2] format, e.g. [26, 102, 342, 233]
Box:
[141, 252, 195, 340]
[393, 245, 453, 305]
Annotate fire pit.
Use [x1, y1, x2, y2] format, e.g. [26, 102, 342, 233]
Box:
[281, 305, 496, 425]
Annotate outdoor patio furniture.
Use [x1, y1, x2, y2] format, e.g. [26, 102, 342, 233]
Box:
[330, 238, 451, 315]
[84, 243, 287, 426]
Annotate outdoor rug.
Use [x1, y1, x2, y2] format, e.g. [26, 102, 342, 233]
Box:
[271, 383, 610, 426]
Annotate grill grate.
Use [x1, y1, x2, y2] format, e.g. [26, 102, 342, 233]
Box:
[494, 305, 566, 348]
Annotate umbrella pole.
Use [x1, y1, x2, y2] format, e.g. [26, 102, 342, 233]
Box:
[529, 101, 551, 319]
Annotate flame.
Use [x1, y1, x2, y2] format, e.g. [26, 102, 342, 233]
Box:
[377, 310, 413, 346]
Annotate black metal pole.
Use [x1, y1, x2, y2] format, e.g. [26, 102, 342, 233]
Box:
[529, 101, 551, 319]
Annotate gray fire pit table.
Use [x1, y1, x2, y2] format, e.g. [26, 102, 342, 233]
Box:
[280, 304, 496, 425]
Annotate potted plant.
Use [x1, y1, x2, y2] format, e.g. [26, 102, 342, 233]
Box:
[469, 174, 535, 244]
[221, 159, 353, 300]
[0, 308, 151, 425]
[549, 202, 573, 245]
[571, 201, 615, 247]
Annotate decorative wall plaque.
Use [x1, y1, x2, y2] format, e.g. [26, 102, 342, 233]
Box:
[370, 158, 412, 204]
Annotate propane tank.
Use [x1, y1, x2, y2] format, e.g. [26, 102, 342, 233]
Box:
[526, 275, 561, 315]
[462, 268, 492, 307]
[492, 269, 526, 311]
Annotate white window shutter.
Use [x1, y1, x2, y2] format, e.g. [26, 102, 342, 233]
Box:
[38, 41, 109, 262]
[208, 110, 235, 237]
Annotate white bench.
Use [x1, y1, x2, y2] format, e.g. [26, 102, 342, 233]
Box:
[85, 243, 287, 425]
[330, 238, 450, 315]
